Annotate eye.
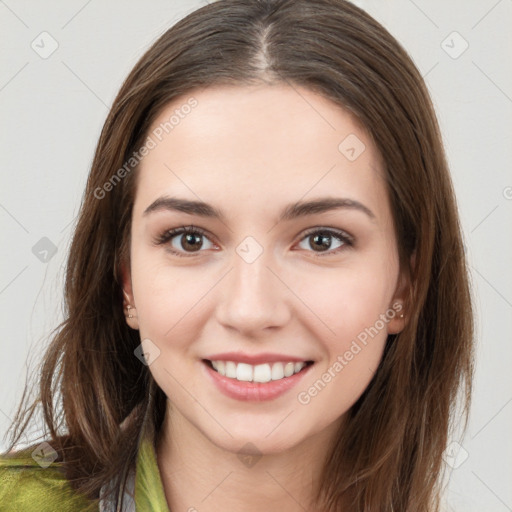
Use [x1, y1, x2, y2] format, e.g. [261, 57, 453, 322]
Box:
[154, 225, 354, 258]
[154, 225, 215, 257]
[296, 228, 353, 256]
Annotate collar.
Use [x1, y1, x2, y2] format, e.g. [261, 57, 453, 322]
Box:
[133, 426, 170, 512]
[99, 421, 170, 512]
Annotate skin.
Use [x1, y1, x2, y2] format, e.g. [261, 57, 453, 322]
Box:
[122, 84, 409, 511]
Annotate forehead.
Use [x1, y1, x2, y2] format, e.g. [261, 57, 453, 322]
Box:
[134, 84, 388, 220]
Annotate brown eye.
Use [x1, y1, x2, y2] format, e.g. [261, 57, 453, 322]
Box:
[175, 231, 204, 252]
[297, 228, 353, 256]
[155, 226, 215, 257]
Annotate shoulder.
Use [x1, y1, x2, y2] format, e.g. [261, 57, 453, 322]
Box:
[0, 446, 97, 512]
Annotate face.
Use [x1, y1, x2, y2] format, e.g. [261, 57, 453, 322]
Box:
[122, 84, 408, 455]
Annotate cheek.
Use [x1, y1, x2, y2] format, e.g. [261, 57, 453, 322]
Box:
[297, 335, 387, 422]
[295, 267, 393, 414]
[130, 252, 210, 345]
[293, 251, 396, 397]
[294, 256, 397, 340]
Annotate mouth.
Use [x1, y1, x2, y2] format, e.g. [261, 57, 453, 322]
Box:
[202, 358, 315, 383]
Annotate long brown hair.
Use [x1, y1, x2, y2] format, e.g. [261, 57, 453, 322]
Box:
[4, 1, 474, 510]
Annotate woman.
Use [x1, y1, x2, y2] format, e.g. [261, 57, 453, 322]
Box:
[0, 0, 474, 510]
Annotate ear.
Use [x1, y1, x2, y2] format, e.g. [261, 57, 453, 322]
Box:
[120, 259, 139, 331]
[386, 251, 415, 335]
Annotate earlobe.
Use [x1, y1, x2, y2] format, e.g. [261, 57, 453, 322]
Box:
[123, 291, 140, 330]
[120, 260, 139, 331]
[387, 301, 406, 335]
[387, 251, 415, 334]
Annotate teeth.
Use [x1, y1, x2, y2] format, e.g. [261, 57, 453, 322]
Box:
[253, 363, 271, 383]
[209, 360, 308, 382]
[236, 363, 253, 382]
[225, 361, 237, 379]
[284, 362, 295, 377]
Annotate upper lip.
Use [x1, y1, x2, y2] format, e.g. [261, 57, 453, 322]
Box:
[204, 352, 314, 365]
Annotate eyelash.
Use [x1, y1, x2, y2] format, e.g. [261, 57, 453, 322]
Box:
[154, 224, 354, 258]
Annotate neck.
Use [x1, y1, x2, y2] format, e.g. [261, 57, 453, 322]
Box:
[155, 402, 343, 512]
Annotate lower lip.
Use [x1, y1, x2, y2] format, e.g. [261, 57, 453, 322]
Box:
[201, 360, 314, 402]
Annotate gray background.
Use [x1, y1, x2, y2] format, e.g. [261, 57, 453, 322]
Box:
[1, 1, 511, 510]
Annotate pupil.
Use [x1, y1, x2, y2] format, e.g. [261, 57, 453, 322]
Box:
[312, 233, 330, 251]
[184, 233, 201, 251]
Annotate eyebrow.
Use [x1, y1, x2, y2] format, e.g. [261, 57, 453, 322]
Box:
[142, 195, 376, 222]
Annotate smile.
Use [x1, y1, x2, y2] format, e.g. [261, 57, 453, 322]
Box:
[206, 359, 314, 383]
[202, 358, 315, 402]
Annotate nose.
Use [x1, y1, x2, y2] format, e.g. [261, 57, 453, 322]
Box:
[214, 249, 291, 335]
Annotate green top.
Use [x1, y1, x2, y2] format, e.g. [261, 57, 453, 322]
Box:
[0, 426, 171, 511]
